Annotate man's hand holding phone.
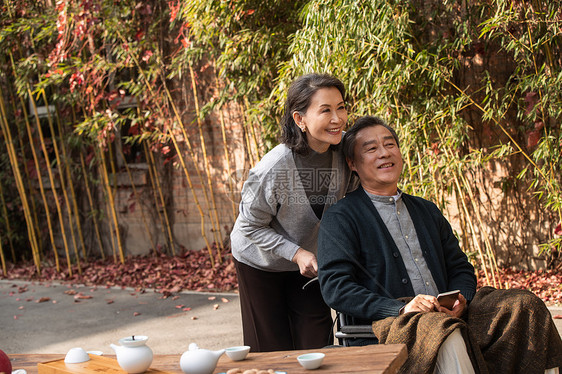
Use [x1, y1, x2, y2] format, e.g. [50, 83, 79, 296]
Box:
[437, 290, 466, 317]
[401, 290, 467, 317]
[437, 290, 460, 309]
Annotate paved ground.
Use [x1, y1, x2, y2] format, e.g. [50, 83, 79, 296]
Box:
[0, 280, 243, 355]
[1, 279, 562, 356]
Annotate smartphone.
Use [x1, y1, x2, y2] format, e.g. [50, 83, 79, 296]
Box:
[437, 290, 460, 310]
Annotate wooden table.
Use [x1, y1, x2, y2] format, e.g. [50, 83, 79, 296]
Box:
[10, 345, 407, 374]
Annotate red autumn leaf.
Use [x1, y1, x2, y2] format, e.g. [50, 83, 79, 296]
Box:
[524, 91, 538, 115]
[555, 223, 561, 236]
[142, 50, 153, 63]
[36, 297, 50, 303]
[527, 129, 541, 148]
[74, 293, 93, 300]
[133, 312, 141, 316]
[169, 1, 180, 23]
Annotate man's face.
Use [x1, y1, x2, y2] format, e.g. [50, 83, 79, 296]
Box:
[347, 125, 403, 196]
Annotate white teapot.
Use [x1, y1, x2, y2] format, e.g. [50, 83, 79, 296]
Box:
[110, 335, 153, 373]
[179, 343, 225, 374]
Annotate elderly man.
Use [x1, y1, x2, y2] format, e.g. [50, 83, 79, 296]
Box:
[317, 115, 562, 374]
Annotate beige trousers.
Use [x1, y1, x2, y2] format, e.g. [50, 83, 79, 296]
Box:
[434, 328, 560, 374]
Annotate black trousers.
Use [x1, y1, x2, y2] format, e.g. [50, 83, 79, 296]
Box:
[234, 258, 333, 352]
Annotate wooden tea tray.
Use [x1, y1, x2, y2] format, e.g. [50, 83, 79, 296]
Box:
[37, 354, 174, 374]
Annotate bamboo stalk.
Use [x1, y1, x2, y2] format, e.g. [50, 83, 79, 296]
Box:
[158, 76, 216, 265]
[453, 178, 471, 259]
[7, 53, 60, 269]
[143, 142, 169, 250]
[0, 167, 17, 262]
[452, 171, 494, 286]
[16, 97, 60, 271]
[459, 172, 500, 285]
[240, 100, 256, 169]
[0, 232, 6, 275]
[432, 124, 494, 285]
[421, 126, 441, 204]
[14, 114, 44, 258]
[27, 88, 75, 275]
[167, 126, 215, 267]
[17, 141, 44, 258]
[188, 64, 224, 257]
[79, 152, 106, 259]
[243, 97, 262, 161]
[107, 141, 127, 262]
[146, 145, 176, 255]
[0, 94, 41, 274]
[523, 5, 562, 226]
[212, 71, 237, 220]
[218, 104, 237, 220]
[99, 158, 118, 261]
[98, 148, 125, 263]
[53, 101, 88, 258]
[37, 89, 82, 273]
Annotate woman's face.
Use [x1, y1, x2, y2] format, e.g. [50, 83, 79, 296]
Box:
[293, 87, 347, 153]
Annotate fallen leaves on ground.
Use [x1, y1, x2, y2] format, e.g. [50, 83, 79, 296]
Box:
[3, 247, 562, 306]
[1, 248, 238, 297]
[477, 268, 562, 306]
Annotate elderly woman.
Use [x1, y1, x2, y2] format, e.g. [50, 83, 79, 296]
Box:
[230, 73, 356, 352]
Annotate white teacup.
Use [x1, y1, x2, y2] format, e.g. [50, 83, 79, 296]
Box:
[297, 352, 325, 370]
[64, 347, 90, 364]
[225, 346, 251, 361]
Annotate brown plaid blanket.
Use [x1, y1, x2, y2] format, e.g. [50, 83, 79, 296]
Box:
[372, 287, 562, 374]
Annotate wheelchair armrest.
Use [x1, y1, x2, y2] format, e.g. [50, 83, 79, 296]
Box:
[340, 325, 375, 334]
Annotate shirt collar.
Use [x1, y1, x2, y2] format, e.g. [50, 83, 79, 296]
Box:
[363, 188, 402, 204]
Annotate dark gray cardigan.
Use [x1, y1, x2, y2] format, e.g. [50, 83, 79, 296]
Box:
[317, 187, 476, 325]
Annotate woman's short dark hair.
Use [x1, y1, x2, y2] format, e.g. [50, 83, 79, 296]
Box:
[343, 116, 400, 162]
[281, 73, 346, 154]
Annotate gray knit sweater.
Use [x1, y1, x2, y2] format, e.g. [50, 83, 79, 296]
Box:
[230, 142, 355, 272]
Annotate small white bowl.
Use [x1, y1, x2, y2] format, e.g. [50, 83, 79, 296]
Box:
[297, 352, 325, 370]
[64, 347, 90, 364]
[225, 345, 251, 361]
